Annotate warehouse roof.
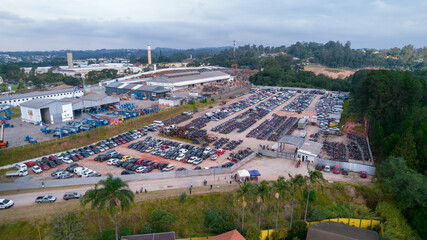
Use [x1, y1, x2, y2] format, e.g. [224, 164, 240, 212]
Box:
[278, 135, 305, 148]
[83, 93, 107, 101]
[0, 87, 81, 101]
[20, 99, 70, 108]
[306, 221, 378, 240]
[106, 83, 169, 93]
[147, 71, 230, 84]
[62, 98, 83, 104]
[298, 141, 323, 156]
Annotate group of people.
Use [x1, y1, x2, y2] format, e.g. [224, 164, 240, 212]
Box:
[136, 185, 147, 194]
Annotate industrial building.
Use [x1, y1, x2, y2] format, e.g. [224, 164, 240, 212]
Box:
[159, 97, 184, 107]
[105, 83, 170, 99]
[20, 99, 73, 124]
[0, 87, 84, 107]
[146, 71, 231, 90]
[62, 93, 120, 117]
[297, 140, 323, 163]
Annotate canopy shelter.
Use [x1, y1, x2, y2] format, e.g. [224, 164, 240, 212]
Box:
[237, 170, 250, 178]
[277, 135, 305, 152]
[249, 170, 261, 177]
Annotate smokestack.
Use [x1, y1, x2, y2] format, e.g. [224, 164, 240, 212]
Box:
[147, 45, 152, 65]
[67, 52, 74, 69]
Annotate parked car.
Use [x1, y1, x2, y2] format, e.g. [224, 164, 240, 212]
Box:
[323, 165, 331, 172]
[25, 161, 36, 167]
[121, 170, 134, 175]
[333, 166, 341, 174]
[63, 192, 82, 200]
[35, 195, 56, 203]
[316, 164, 324, 171]
[32, 165, 42, 174]
[342, 168, 349, 175]
[0, 199, 14, 209]
[360, 171, 367, 178]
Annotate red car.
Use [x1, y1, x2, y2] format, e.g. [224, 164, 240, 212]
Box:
[74, 154, 83, 160]
[25, 161, 36, 167]
[360, 171, 367, 178]
[135, 159, 143, 165]
[215, 149, 226, 155]
[143, 166, 153, 173]
[333, 166, 341, 174]
[182, 157, 190, 163]
[41, 163, 50, 170]
[48, 155, 58, 161]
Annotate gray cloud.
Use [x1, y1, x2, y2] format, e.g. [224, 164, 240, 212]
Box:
[0, 0, 426, 51]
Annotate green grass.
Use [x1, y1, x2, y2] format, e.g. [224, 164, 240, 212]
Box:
[0, 101, 213, 167]
[0, 181, 382, 239]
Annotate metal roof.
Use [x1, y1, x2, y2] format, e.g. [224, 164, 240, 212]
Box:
[147, 71, 230, 84]
[106, 83, 169, 93]
[298, 141, 323, 155]
[278, 135, 305, 148]
[20, 99, 70, 108]
[0, 87, 80, 101]
[83, 93, 107, 101]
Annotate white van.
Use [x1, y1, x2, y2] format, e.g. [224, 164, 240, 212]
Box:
[153, 120, 164, 126]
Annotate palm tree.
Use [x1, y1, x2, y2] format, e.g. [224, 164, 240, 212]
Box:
[304, 169, 324, 221]
[272, 176, 290, 232]
[236, 183, 252, 231]
[288, 174, 305, 228]
[252, 180, 271, 229]
[80, 184, 103, 239]
[96, 174, 135, 240]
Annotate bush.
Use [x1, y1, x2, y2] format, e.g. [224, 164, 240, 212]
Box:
[140, 223, 153, 234]
[149, 209, 176, 233]
[179, 192, 187, 203]
[285, 220, 307, 240]
[100, 230, 114, 240]
[376, 202, 420, 240]
[188, 100, 196, 105]
[204, 208, 236, 234]
[309, 205, 331, 221]
[304, 189, 317, 202]
[48, 212, 85, 240]
[121, 226, 132, 236]
[211, 98, 215, 102]
[244, 224, 261, 240]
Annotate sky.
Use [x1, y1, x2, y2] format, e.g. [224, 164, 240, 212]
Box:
[1, 0, 426, 51]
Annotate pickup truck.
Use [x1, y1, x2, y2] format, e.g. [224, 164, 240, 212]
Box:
[6, 170, 28, 177]
[35, 195, 56, 203]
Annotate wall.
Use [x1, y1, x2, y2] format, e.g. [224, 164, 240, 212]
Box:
[61, 103, 73, 122]
[20, 106, 41, 124]
[0, 90, 84, 107]
[307, 218, 381, 230]
[315, 157, 376, 175]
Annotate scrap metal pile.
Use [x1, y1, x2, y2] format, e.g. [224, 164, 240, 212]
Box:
[347, 134, 371, 161]
[323, 140, 346, 161]
[223, 140, 243, 150]
[316, 92, 348, 132]
[268, 117, 298, 141]
[347, 142, 363, 161]
[163, 114, 193, 126]
[229, 148, 254, 163]
[213, 137, 229, 149]
[160, 126, 210, 144]
[246, 114, 287, 140]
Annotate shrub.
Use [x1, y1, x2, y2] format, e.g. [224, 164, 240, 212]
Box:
[285, 220, 307, 240]
[100, 230, 115, 240]
[48, 212, 85, 240]
[179, 192, 187, 203]
[376, 202, 420, 240]
[120, 226, 132, 236]
[149, 209, 176, 233]
[244, 224, 261, 240]
[140, 223, 153, 234]
[204, 208, 236, 234]
[309, 205, 331, 221]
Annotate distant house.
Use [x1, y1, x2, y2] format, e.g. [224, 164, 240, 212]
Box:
[207, 229, 246, 240]
[306, 221, 379, 240]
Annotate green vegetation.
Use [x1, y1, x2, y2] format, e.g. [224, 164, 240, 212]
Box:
[0, 179, 381, 239]
[87, 69, 119, 84]
[325, 69, 342, 73]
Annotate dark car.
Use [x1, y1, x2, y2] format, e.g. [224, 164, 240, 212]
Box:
[342, 168, 349, 175]
[54, 158, 62, 165]
[66, 163, 79, 172]
[121, 170, 134, 175]
[194, 166, 202, 170]
[316, 164, 324, 171]
[70, 155, 78, 162]
[47, 161, 56, 168]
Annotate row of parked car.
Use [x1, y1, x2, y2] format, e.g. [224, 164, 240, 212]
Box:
[316, 164, 367, 178]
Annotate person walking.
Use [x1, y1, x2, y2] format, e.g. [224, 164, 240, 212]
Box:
[189, 187, 192, 194]
[41, 181, 45, 189]
[210, 185, 213, 190]
[190, 182, 193, 188]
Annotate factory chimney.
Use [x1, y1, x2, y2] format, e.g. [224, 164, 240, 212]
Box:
[67, 52, 74, 69]
[147, 45, 152, 65]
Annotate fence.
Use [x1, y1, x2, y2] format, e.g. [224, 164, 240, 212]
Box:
[315, 157, 376, 175]
[213, 85, 252, 100]
[307, 218, 381, 230]
[259, 149, 295, 160]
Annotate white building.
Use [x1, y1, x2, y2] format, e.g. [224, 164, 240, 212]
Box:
[53, 63, 142, 79]
[0, 87, 84, 107]
[159, 97, 183, 107]
[297, 141, 323, 163]
[146, 71, 231, 90]
[20, 99, 73, 124]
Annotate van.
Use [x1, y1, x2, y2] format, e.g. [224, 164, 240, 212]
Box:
[153, 121, 164, 126]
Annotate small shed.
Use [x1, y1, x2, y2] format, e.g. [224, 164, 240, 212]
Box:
[20, 99, 73, 124]
[297, 141, 323, 163]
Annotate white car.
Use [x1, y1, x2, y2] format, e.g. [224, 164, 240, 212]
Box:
[32, 165, 42, 174]
[324, 165, 331, 172]
[203, 148, 211, 155]
[192, 158, 203, 165]
[81, 170, 95, 177]
[188, 156, 197, 164]
[62, 158, 73, 164]
[179, 149, 188, 154]
[0, 199, 14, 209]
[107, 159, 118, 165]
[135, 166, 146, 173]
[211, 154, 218, 160]
[164, 164, 175, 171]
[16, 163, 27, 171]
[176, 154, 185, 161]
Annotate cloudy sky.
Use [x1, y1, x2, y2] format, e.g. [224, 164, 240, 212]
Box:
[1, 0, 426, 51]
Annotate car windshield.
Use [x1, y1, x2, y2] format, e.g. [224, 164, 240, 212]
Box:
[3, 199, 10, 203]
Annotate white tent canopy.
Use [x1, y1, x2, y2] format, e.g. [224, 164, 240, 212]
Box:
[238, 170, 250, 178]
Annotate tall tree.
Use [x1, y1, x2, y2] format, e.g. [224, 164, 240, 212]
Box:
[96, 174, 135, 240]
[252, 181, 271, 229]
[288, 174, 306, 228]
[80, 184, 103, 239]
[236, 183, 252, 231]
[304, 169, 324, 221]
[272, 176, 290, 232]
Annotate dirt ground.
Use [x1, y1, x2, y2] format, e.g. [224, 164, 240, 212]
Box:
[304, 64, 355, 79]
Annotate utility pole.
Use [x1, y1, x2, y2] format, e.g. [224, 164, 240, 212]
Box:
[233, 40, 236, 58]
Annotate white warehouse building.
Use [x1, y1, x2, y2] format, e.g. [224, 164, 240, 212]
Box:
[20, 99, 73, 124]
[0, 87, 84, 107]
[146, 71, 231, 90]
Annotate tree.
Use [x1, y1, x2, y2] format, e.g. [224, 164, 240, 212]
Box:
[304, 169, 324, 221]
[80, 184, 103, 239]
[96, 174, 135, 240]
[252, 180, 271, 229]
[288, 174, 306, 228]
[204, 208, 236, 234]
[244, 224, 261, 240]
[236, 183, 252, 231]
[149, 209, 176, 233]
[48, 212, 85, 240]
[272, 176, 290, 232]
[285, 220, 307, 240]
